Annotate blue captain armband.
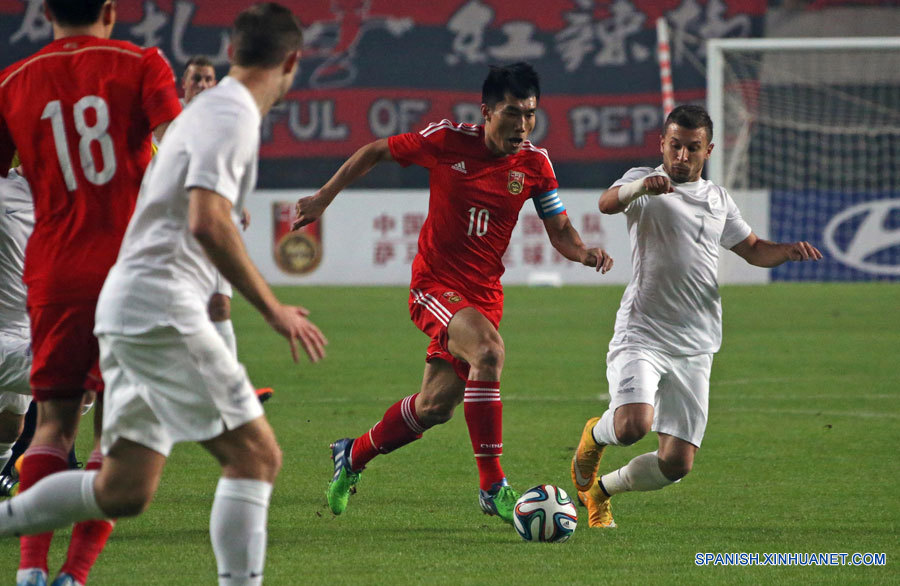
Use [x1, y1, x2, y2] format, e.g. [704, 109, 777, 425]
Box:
[533, 189, 566, 219]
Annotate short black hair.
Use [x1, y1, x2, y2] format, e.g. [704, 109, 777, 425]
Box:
[664, 104, 713, 142]
[45, 0, 107, 26]
[481, 62, 540, 109]
[231, 3, 303, 68]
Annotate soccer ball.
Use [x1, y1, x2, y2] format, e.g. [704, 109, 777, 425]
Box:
[513, 485, 577, 543]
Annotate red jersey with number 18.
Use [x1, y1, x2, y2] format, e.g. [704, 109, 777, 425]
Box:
[0, 36, 181, 306]
[388, 120, 564, 306]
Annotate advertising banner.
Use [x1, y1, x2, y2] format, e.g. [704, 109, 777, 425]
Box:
[0, 0, 765, 188]
[771, 191, 900, 281]
[244, 188, 771, 286]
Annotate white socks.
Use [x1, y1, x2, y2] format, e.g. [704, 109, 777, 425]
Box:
[0, 470, 103, 537]
[210, 478, 273, 586]
[213, 319, 238, 359]
[591, 409, 623, 446]
[599, 451, 675, 496]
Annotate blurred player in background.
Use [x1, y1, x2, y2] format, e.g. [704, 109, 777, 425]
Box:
[182, 55, 217, 104]
[0, 5, 326, 585]
[181, 55, 273, 403]
[295, 62, 614, 525]
[0, 158, 86, 499]
[0, 156, 34, 494]
[0, 0, 182, 583]
[571, 105, 822, 528]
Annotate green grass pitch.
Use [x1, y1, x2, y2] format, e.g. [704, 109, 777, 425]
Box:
[1, 284, 897, 584]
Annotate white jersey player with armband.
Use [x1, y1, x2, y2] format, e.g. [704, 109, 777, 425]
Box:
[0, 167, 33, 472]
[570, 105, 823, 528]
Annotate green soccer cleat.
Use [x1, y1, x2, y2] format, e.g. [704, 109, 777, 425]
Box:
[478, 479, 520, 525]
[326, 438, 361, 515]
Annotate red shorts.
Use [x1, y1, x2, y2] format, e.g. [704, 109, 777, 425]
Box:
[408, 282, 503, 381]
[29, 302, 104, 401]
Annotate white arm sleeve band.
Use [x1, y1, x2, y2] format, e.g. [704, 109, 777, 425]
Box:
[616, 177, 648, 205]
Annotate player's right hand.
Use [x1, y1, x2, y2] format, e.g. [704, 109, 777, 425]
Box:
[292, 195, 327, 230]
[643, 174, 674, 195]
[266, 304, 328, 363]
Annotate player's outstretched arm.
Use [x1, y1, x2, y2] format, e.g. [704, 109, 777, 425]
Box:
[189, 187, 328, 362]
[293, 138, 394, 229]
[731, 232, 823, 268]
[598, 174, 673, 214]
[542, 213, 614, 274]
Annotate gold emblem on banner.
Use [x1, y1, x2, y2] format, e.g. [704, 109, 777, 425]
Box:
[442, 291, 462, 303]
[272, 201, 322, 275]
[508, 170, 525, 195]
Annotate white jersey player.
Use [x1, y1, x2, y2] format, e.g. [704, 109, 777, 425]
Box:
[0, 5, 327, 583]
[570, 105, 822, 528]
[0, 168, 34, 471]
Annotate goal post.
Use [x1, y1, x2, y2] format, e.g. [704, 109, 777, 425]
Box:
[707, 37, 900, 189]
[706, 37, 900, 280]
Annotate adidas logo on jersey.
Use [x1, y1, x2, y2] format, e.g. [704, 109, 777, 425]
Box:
[451, 161, 467, 174]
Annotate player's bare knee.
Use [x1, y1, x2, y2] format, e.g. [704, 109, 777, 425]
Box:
[614, 419, 651, 445]
[470, 340, 505, 373]
[658, 455, 692, 481]
[264, 443, 283, 480]
[0, 413, 23, 443]
[95, 476, 154, 518]
[238, 439, 281, 482]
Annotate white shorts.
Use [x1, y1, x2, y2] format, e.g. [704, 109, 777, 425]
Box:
[213, 271, 233, 298]
[607, 346, 712, 448]
[98, 324, 262, 457]
[0, 328, 31, 393]
[0, 328, 32, 415]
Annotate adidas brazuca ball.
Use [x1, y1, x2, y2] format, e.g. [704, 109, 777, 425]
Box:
[513, 485, 577, 542]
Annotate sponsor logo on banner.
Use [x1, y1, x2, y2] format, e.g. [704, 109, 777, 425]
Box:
[442, 291, 462, 303]
[508, 170, 525, 195]
[272, 202, 322, 275]
[823, 200, 900, 276]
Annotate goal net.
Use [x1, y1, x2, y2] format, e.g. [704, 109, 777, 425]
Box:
[706, 38, 900, 280]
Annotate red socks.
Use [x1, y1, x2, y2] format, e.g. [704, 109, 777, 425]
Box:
[350, 393, 427, 470]
[59, 451, 114, 584]
[348, 381, 506, 493]
[463, 380, 505, 490]
[18, 446, 68, 572]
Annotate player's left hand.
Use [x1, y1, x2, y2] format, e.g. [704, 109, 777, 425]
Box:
[292, 194, 327, 230]
[583, 247, 614, 273]
[265, 303, 329, 363]
[240, 209, 251, 231]
[787, 241, 823, 262]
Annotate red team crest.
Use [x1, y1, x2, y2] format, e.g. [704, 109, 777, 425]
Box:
[508, 170, 525, 195]
[273, 201, 322, 274]
[442, 291, 462, 303]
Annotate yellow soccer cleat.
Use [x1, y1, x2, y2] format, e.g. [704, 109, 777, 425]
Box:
[577, 484, 617, 528]
[571, 416, 605, 492]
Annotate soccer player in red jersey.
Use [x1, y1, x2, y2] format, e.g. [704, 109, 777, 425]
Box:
[295, 62, 614, 524]
[0, 1, 181, 584]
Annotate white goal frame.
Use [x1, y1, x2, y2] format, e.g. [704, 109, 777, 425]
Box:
[706, 37, 900, 188]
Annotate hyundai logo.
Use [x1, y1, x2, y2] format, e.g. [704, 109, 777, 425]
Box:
[823, 200, 900, 276]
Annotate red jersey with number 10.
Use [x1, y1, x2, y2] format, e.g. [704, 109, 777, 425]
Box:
[0, 36, 181, 305]
[388, 120, 564, 305]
